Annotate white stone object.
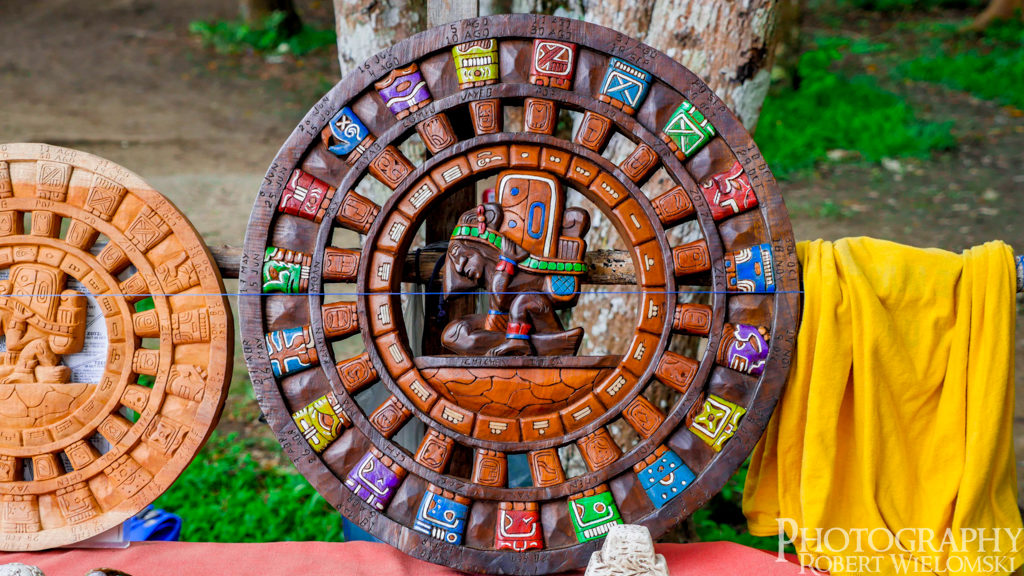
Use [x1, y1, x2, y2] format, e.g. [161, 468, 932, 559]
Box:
[585, 524, 669, 576]
[0, 564, 45, 576]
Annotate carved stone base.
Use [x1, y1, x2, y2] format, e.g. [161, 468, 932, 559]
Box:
[585, 525, 669, 576]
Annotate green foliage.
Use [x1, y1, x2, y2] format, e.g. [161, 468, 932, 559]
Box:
[983, 16, 1024, 42]
[692, 460, 786, 552]
[189, 11, 336, 57]
[818, 199, 850, 220]
[758, 36, 955, 179]
[154, 432, 344, 542]
[831, 0, 982, 12]
[898, 18, 1024, 108]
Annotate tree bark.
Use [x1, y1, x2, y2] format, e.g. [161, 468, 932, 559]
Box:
[585, 0, 779, 130]
[969, 0, 1023, 31]
[571, 0, 781, 491]
[573, 0, 781, 355]
[330, 0, 432, 496]
[428, 0, 480, 25]
[331, 0, 481, 478]
[332, 0, 428, 76]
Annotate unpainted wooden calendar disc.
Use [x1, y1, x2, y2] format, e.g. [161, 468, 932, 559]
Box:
[0, 143, 233, 550]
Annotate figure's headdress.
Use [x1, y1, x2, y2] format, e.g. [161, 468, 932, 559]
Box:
[450, 170, 588, 276]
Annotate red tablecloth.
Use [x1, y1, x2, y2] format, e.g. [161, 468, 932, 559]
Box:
[1, 541, 809, 575]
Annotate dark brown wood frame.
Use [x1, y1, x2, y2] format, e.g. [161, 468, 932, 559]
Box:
[240, 14, 799, 574]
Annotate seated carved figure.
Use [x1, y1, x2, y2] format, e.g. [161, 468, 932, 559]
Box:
[442, 170, 590, 356]
[0, 263, 86, 384]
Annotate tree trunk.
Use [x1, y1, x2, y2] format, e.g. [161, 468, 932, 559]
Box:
[969, 0, 1023, 31]
[574, 0, 780, 351]
[332, 0, 428, 76]
[571, 0, 781, 506]
[585, 0, 778, 130]
[330, 0, 432, 507]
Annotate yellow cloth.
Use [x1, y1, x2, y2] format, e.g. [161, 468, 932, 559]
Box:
[743, 237, 1024, 575]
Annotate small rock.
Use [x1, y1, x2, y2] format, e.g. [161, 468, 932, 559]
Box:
[826, 149, 859, 162]
[881, 158, 903, 174]
[0, 564, 45, 576]
[982, 188, 1000, 202]
[979, 207, 999, 217]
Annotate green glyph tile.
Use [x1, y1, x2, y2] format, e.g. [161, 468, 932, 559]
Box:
[568, 488, 623, 542]
[262, 247, 309, 294]
[661, 100, 716, 159]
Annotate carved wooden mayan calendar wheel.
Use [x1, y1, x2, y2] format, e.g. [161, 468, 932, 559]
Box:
[0, 144, 232, 550]
[241, 15, 799, 574]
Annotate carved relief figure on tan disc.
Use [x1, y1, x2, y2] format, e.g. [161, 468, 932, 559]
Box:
[0, 263, 85, 385]
[442, 169, 590, 356]
[0, 143, 233, 551]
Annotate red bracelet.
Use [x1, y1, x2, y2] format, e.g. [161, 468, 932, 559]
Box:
[496, 256, 517, 275]
[506, 322, 532, 340]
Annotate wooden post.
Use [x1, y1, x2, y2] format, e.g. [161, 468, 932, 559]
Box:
[572, 0, 783, 497]
[417, 0, 482, 481]
[420, 0, 481, 356]
[428, 0, 479, 25]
